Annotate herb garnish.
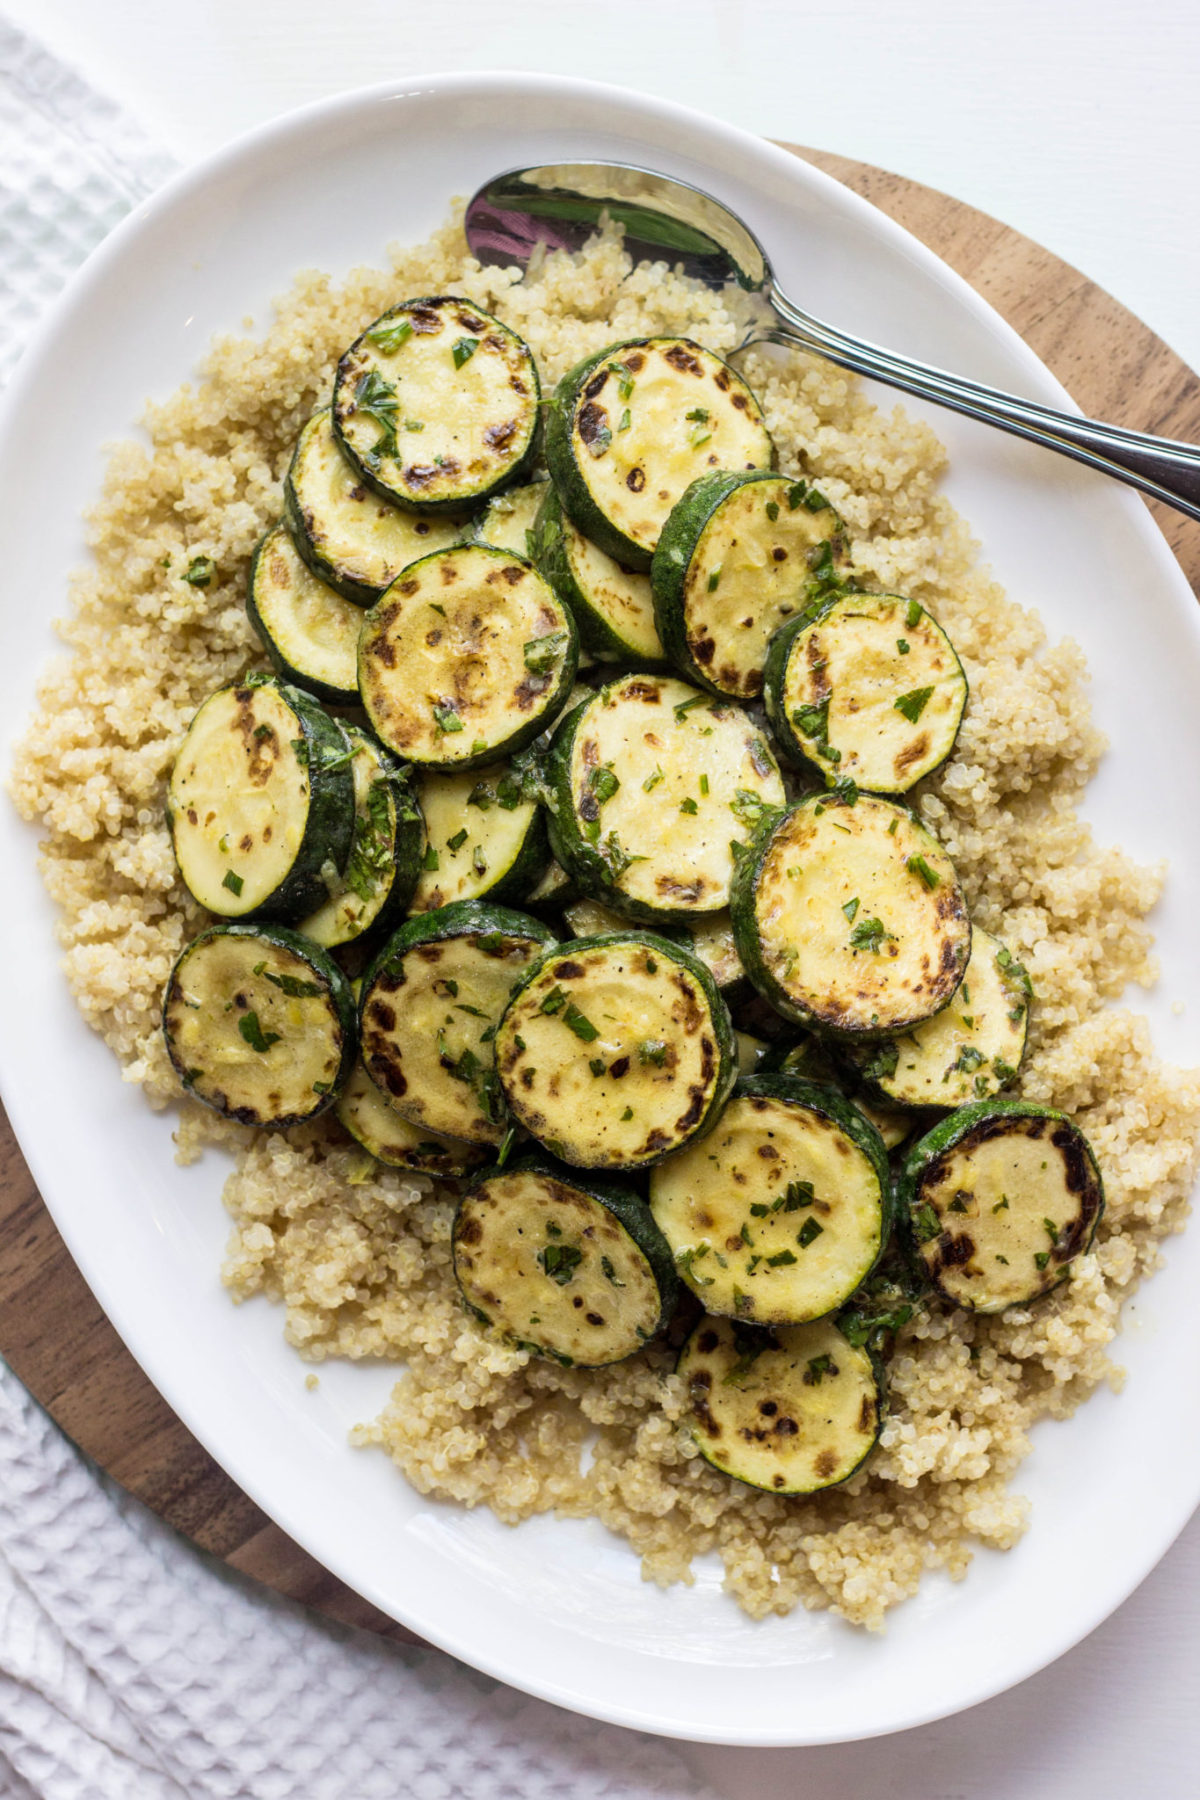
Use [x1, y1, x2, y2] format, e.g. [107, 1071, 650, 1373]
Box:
[222, 870, 244, 897]
[452, 336, 480, 369]
[797, 1218, 824, 1249]
[251, 962, 323, 999]
[589, 765, 620, 804]
[523, 630, 568, 676]
[849, 916, 891, 954]
[432, 701, 464, 735]
[894, 686, 934, 724]
[538, 1242, 582, 1284]
[367, 316, 414, 354]
[183, 555, 215, 587]
[238, 1011, 280, 1054]
[906, 854, 940, 890]
[642, 767, 664, 793]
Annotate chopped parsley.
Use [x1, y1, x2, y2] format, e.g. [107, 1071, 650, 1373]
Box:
[221, 869, 244, 897]
[618, 408, 631, 433]
[849, 916, 890, 954]
[446, 828, 468, 853]
[765, 500, 780, 522]
[767, 1249, 797, 1267]
[803, 1353, 836, 1385]
[679, 797, 699, 815]
[905, 599, 922, 627]
[538, 1242, 582, 1285]
[432, 701, 464, 735]
[642, 767, 664, 793]
[896, 638, 910, 654]
[452, 336, 480, 369]
[842, 897, 860, 923]
[367, 316, 414, 354]
[894, 686, 934, 724]
[421, 843, 439, 871]
[352, 368, 399, 458]
[563, 1002, 599, 1042]
[589, 765, 620, 804]
[729, 788, 783, 835]
[251, 962, 323, 999]
[906, 854, 940, 890]
[238, 1011, 280, 1054]
[183, 555, 215, 587]
[673, 694, 711, 724]
[637, 1039, 667, 1067]
[797, 1218, 824, 1249]
[523, 630, 569, 676]
[707, 567, 722, 592]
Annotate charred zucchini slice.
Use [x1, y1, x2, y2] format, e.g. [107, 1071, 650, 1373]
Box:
[495, 931, 736, 1170]
[845, 929, 1031, 1108]
[283, 409, 461, 606]
[358, 543, 578, 769]
[298, 726, 422, 947]
[167, 677, 354, 922]
[564, 896, 745, 995]
[763, 590, 968, 793]
[766, 1038, 915, 1152]
[162, 922, 355, 1126]
[652, 471, 849, 699]
[545, 674, 785, 924]
[332, 296, 540, 512]
[246, 523, 361, 705]
[898, 1099, 1104, 1312]
[731, 791, 970, 1039]
[452, 1154, 677, 1366]
[678, 1314, 884, 1494]
[336, 1057, 489, 1177]
[472, 479, 549, 557]
[544, 338, 774, 570]
[533, 484, 664, 665]
[650, 1075, 890, 1325]
[359, 902, 556, 1147]
[410, 762, 547, 912]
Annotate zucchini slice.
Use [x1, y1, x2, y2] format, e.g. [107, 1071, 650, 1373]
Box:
[359, 902, 557, 1146]
[452, 1154, 677, 1366]
[358, 543, 578, 769]
[544, 338, 774, 571]
[336, 1057, 489, 1177]
[768, 1038, 915, 1152]
[678, 1314, 884, 1494]
[564, 896, 746, 995]
[735, 1032, 770, 1076]
[283, 408, 461, 605]
[298, 726, 422, 947]
[763, 591, 968, 793]
[167, 677, 354, 922]
[247, 523, 361, 705]
[472, 479, 549, 557]
[731, 791, 970, 1039]
[524, 856, 579, 914]
[652, 471, 849, 699]
[162, 922, 355, 1127]
[494, 931, 736, 1170]
[332, 296, 540, 512]
[410, 762, 547, 912]
[533, 485, 664, 666]
[898, 1099, 1104, 1312]
[844, 929, 1031, 1108]
[546, 674, 785, 924]
[650, 1075, 890, 1325]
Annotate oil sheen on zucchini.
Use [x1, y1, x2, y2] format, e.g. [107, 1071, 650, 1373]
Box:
[298, 726, 422, 947]
[358, 543, 578, 769]
[167, 677, 354, 922]
[652, 471, 849, 699]
[333, 296, 540, 512]
[898, 1099, 1104, 1312]
[678, 1314, 884, 1494]
[247, 524, 361, 704]
[452, 1154, 678, 1366]
[359, 901, 557, 1146]
[546, 674, 785, 924]
[336, 1057, 489, 1177]
[845, 928, 1031, 1108]
[650, 1075, 890, 1325]
[162, 922, 356, 1127]
[763, 590, 968, 793]
[544, 337, 774, 570]
[533, 485, 664, 666]
[731, 790, 970, 1039]
[472, 480, 549, 557]
[410, 762, 547, 912]
[494, 931, 736, 1170]
[284, 408, 461, 605]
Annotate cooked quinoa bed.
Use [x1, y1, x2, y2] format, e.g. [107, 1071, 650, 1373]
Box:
[12, 212, 1200, 1631]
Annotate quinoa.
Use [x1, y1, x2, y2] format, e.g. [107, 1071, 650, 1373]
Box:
[11, 210, 1200, 1631]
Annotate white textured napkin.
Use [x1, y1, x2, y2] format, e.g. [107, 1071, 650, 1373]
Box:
[0, 23, 717, 1797]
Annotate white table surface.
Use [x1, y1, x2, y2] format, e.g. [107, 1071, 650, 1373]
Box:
[6, 1, 1199, 1792]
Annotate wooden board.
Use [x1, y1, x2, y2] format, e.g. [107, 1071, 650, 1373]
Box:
[2, 147, 1198, 1644]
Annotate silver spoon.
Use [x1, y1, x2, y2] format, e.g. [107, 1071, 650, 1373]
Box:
[465, 161, 1200, 524]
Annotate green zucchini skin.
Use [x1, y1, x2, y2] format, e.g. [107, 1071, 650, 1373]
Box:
[897, 1098, 1105, 1312]
[246, 524, 361, 705]
[409, 763, 549, 913]
[494, 929, 737, 1171]
[298, 726, 423, 947]
[336, 1057, 490, 1178]
[166, 677, 354, 923]
[162, 921, 357, 1127]
[533, 485, 666, 667]
[452, 1152, 678, 1366]
[332, 296, 540, 513]
[651, 470, 848, 699]
[544, 338, 774, 572]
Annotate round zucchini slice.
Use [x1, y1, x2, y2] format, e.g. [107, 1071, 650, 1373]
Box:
[359, 902, 557, 1147]
[409, 762, 548, 912]
[358, 543, 578, 769]
[283, 409, 461, 606]
[763, 590, 968, 793]
[472, 479, 549, 557]
[298, 726, 422, 947]
[652, 471, 849, 699]
[546, 674, 785, 924]
[162, 922, 356, 1127]
[452, 1154, 678, 1366]
[167, 677, 354, 922]
[246, 523, 361, 704]
[544, 338, 774, 571]
[494, 931, 736, 1170]
[332, 296, 540, 512]
[564, 896, 745, 995]
[650, 1075, 890, 1325]
[731, 791, 970, 1039]
[678, 1314, 884, 1494]
[899, 1099, 1104, 1312]
[533, 485, 664, 666]
[336, 1058, 489, 1177]
[844, 928, 1031, 1108]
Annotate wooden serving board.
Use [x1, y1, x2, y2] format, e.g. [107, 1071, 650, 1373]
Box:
[2, 147, 1198, 1646]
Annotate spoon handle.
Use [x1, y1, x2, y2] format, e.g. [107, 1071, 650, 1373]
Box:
[765, 291, 1200, 524]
